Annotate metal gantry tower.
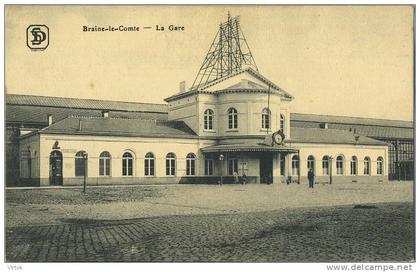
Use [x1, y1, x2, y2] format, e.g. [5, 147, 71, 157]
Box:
[191, 13, 259, 91]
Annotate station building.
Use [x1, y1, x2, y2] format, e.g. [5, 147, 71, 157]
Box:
[9, 67, 389, 186]
[5, 15, 413, 187]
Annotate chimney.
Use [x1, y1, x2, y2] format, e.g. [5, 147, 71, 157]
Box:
[102, 110, 109, 118]
[78, 119, 82, 131]
[179, 81, 186, 93]
[47, 114, 53, 125]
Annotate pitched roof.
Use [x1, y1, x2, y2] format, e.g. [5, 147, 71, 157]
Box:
[289, 127, 387, 146]
[290, 113, 413, 139]
[6, 105, 168, 126]
[35, 116, 197, 138]
[291, 113, 413, 128]
[6, 94, 168, 113]
[6, 94, 413, 141]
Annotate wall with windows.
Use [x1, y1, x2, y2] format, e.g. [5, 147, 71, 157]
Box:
[37, 134, 209, 186]
[192, 91, 291, 138]
[197, 93, 219, 137]
[168, 82, 291, 139]
[287, 143, 388, 183]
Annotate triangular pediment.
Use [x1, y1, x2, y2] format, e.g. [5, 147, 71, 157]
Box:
[197, 68, 294, 99]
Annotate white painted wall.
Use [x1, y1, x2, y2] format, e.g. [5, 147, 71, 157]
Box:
[288, 143, 388, 178]
[39, 134, 210, 179]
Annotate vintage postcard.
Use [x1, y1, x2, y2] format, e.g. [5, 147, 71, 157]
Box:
[4, 4, 415, 267]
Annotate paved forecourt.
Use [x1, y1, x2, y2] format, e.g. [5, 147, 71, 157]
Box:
[5, 181, 414, 262]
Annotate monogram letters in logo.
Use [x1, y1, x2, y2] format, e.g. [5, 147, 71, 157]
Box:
[26, 25, 49, 50]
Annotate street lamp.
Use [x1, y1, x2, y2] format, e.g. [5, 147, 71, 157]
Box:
[219, 154, 224, 186]
[82, 152, 88, 193]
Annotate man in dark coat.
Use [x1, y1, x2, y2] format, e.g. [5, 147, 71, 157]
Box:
[308, 168, 315, 188]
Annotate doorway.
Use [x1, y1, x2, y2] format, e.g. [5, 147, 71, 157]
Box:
[260, 153, 273, 184]
[49, 150, 63, 185]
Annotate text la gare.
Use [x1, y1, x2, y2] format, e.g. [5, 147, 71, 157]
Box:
[156, 25, 185, 31]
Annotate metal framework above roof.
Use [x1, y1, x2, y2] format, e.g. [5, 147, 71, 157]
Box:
[191, 13, 259, 91]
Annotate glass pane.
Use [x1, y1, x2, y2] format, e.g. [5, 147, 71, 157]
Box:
[150, 160, 155, 175]
[99, 159, 104, 176]
[106, 159, 110, 176]
[191, 160, 195, 175]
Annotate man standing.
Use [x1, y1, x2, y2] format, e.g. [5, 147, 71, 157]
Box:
[308, 168, 315, 188]
[233, 171, 239, 184]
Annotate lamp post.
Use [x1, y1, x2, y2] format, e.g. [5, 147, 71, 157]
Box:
[82, 152, 88, 193]
[219, 154, 224, 185]
[328, 156, 333, 185]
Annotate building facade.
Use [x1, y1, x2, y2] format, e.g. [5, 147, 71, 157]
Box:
[15, 67, 389, 186]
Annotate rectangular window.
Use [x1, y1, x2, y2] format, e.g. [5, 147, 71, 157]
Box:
[322, 161, 329, 175]
[99, 159, 105, 176]
[351, 161, 357, 175]
[336, 162, 343, 175]
[123, 159, 127, 176]
[377, 162, 383, 175]
[186, 160, 196, 176]
[307, 161, 314, 171]
[100, 158, 111, 176]
[127, 159, 133, 176]
[75, 158, 86, 177]
[205, 159, 214, 175]
[166, 160, 175, 176]
[262, 115, 270, 129]
[364, 162, 370, 175]
[106, 159, 110, 176]
[145, 159, 154, 176]
[228, 159, 238, 175]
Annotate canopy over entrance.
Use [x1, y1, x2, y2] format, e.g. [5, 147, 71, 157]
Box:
[201, 143, 299, 153]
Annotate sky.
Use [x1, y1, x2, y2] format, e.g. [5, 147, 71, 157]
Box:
[5, 5, 414, 121]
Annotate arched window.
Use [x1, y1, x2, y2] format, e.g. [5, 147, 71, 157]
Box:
[364, 157, 371, 175]
[99, 151, 111, 176]
[307, 155, 315, 173]
[122, 152, 133, 176]
[186, 153, 196, 176]
[377, 157, 384, 175]
[292, 155, 300, 176]
[322, 155, 330, 175]
[336, 156, 344, 175]
[145, 152, 155, 176]
[262, 108, 271, 129]
[204, 109, 214, 130]
[351, 156, 358, 175]
[75, 151, 87, 177]
[228, 108, 238, 129]
[280, 114, 285, 132]
[166, 153, 176, 176]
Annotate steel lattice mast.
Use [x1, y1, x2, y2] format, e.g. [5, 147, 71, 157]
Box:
[191, 13, 259, 91]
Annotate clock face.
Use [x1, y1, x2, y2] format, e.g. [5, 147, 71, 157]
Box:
[274, 134, 283, 144]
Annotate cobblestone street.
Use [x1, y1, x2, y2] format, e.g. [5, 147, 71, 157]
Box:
[6, 202, 414, 262]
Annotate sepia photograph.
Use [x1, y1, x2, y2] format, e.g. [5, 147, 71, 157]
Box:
[3, 4, 415, 266]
